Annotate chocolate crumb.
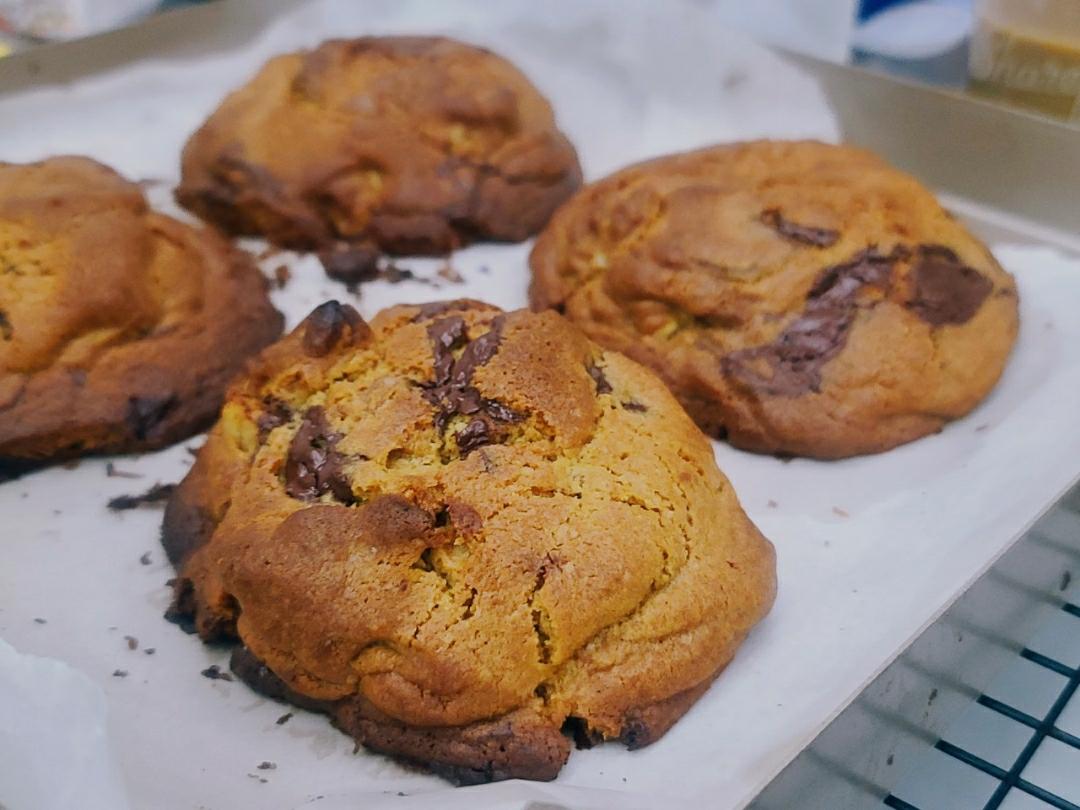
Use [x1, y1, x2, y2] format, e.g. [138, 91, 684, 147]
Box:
[108, 483, 176, 511]
[257, 761, 276, 770]
[33, 617, 46, 624]
[139, 551, 152, 566]
[479, 265, 491, 275]
[201, 664, 234, 682]
[1062, 571, 1072, 592]
[761, 209, 839, 247]
[767, 499, 778, 508]
[124, 635, 138, 651]
[113, 669, 128, 678]
[144, 648, 156, 655]
[186, 446, 199, 458]
[975, 424, 990, 432]
[272, 264, 291, 289]
[106, 462, 142, 479]
[275, 712, 293, 725]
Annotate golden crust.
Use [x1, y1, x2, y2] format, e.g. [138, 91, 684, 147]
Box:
[177, 37, 582, 254]
[163, 299, 775, 781]
[0, 156, 282, 465]
[529, 140, 1020, 459]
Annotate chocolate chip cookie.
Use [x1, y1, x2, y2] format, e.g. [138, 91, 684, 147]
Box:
[0, 156, 283, 466]
[530, 140, 1019, 458]
[163, 299, 775, 782]
[176, 37, 582, 258]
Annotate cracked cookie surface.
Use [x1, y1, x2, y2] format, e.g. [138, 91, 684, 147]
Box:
[176, 36, 582, 256]
[529, 140, 1020, 458]
[0, 156, 282, 466]
[162, 299, 775, 782]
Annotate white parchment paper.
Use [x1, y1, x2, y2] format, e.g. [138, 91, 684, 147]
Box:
[1, 2, 1079, 809]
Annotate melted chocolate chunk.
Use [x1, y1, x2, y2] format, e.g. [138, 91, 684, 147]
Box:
[418, 315, 522, 455]
[907, 244, 993, 326]
[107, 482, 176, 511]
[302, 301, 365, 357]
[455, 418, 491, 455]
[411, 300, 493, 324]
[319, 244, 380, 286]
[283, 407, 353, 502]
[586, 362, 612, 395]
[126, 394, 178, 441]
[723, 247, 903, 396]
[427, 317, 468, 385]
[761, 209, 839, 248]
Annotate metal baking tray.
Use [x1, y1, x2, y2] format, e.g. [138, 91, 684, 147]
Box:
[1, 3, 1079, 809]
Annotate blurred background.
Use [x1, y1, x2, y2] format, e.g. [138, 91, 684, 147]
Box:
[1, 0, 1078, 123]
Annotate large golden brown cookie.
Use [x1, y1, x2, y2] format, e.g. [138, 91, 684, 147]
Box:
[163, 299, 775, 782]
[0, 156, 282, 466]
[176, 37, 582, 257]
[530, 140, 1019, 459]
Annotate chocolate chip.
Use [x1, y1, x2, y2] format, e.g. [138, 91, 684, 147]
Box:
[586, 362, 612, 395]
[0, 309, 12, 340]
[451, 322, 503, 387]
[761, 209, 840, 248]
[107, 483, 176, 511]
[302, 301, 365, 357]
[126, 395, 178, 441]
[907, 244, 993, 326]
[283, 407, 353, 503]
[319, 244, 380, 286]
[723, 247, 903, 396]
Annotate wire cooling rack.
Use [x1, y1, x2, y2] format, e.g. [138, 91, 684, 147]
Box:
[885, 496, 1080, 810]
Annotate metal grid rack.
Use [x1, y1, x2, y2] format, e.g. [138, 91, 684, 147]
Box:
[886, 599, 1080, 810]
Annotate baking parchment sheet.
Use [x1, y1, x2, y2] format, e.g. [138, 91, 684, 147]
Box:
[2, 1, 1080, 809]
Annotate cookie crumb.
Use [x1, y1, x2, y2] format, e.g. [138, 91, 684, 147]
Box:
[139, 551, 152, 566]
[105, 462, 142, 479]
[832, 506, 849, 518]
[767, 499, 778, 508]
[113, 669, 128, 678]
[437, 264, 464, 284]
[107, 482, 176, 511]
[275, 712, 293, 725]
[124, 635, 139, 651]
[201, 664, 234, 681]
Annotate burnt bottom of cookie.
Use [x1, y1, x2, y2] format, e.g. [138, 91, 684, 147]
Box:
[229, 646, 571, 784]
